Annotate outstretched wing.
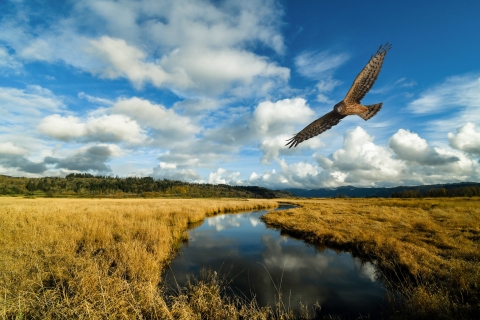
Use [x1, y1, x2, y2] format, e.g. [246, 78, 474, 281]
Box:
[286, 110, 346, 148]
[344, 43, 391, 104]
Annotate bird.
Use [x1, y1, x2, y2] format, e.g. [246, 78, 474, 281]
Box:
[286, 43, 392, 148]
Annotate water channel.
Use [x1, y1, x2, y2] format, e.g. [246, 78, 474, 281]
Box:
[163, 205, 387, 318]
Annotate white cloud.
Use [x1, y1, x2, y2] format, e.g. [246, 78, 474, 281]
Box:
[157, 140, 236, 170]
[1, 0, 289, 97]
[111, 97, 199, 142]
[389, 129, 459, 165]
[407, 75, 480, 115]
[0, 45, 22, 73]
[316, 77, 341, 103]
[448, 122, 480, 156]
[87, 36, 182, 89]
[159, 46, 289, 95]
[152, 165, 202, 182]
[87, 114, 147, 144]
[38, 114, 148, 145]
[37, 96, 198, 147]
[253, 98, 325, 162]
[208, 168, 240, 184]
[0, 85, 64, 117]
[44, 144, 122, 173]
[294, 50, 349, 80]
[253, 98, 314, 135]
[319, 127, 404, 185]
[247, 126, 480, 189]
[37, 115, 87, 141]
[0, 141, 28, 155]
[78, 92, 113, 106]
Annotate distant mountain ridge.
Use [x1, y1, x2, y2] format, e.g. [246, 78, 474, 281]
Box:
[285, 182, 480, 198]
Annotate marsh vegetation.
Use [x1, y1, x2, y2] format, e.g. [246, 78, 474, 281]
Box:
[1, 197, 479, 319]
[262, 198, 480, 319]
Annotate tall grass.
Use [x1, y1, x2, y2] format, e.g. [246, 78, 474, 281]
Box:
[0, 198, 281, 319]
[262, 198, 480, 319]
[2, 197, 478, 318]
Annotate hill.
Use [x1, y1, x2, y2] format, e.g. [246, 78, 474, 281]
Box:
[0, 174, 293, 199]
[286, 182, 480, 198]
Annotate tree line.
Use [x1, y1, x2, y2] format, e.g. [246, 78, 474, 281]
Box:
[0, 174, 292, 199]
[391, 186, 480, 198]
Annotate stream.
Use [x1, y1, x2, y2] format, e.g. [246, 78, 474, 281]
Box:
[163, 204, 387, 318]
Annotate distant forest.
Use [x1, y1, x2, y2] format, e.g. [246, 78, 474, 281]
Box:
[286, 182, 480, 199]
[2, 174, 479, 199]
[390, 185, 480, 198]
[0, 174, 293, 199]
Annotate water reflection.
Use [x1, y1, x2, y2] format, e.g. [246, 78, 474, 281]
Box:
[164, 206, 386, 318]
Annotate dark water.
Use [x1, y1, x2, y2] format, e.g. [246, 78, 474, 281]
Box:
[163, 205, 387, 318]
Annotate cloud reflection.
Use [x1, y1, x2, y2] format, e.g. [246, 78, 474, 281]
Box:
[207, 214, 241, 231]
[261, 234, 331, 271]
[165, 208, 386, 318]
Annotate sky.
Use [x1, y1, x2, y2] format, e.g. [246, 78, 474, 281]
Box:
[1, 0, 480, 189]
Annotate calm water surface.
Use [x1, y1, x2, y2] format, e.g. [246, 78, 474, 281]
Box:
[164, 205, 387, 318]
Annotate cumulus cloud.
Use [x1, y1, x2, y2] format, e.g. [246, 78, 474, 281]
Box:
[111, 97, 199, 143]
[0, 154, 47, 174]
[202, 98, 323, 165]
[253, 98, 325, 162]
[152, 165, 202, 182]
[316, 127, 404, 185]
[448, 122, 480, 156]
[37, 96, 197, 147]
[38, 114, 148, 144]
[44, 145, 120, 173]
[247, 127, 480, 189]
[389, 129, 459, 165]
[1, 0, 289, 97]
[253, 98, 314, 135]
[0, 141, 47, 174]
[0, 141, 28, 156]
[87, 36, 182, 89]
[208, 168, 241, 184]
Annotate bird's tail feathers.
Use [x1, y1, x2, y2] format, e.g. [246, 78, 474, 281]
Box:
[358, 103, 382, 121]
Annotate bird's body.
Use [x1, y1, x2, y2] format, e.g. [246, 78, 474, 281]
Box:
[286, 43, 391, 148]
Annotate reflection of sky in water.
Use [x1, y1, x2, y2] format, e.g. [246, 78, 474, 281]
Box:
[164, 206, 386, 318]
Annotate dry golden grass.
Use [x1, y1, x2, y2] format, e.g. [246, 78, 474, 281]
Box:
[262, 197, 480, 319]
[0, 198, 281, 319]
[2, 197, 479, 319]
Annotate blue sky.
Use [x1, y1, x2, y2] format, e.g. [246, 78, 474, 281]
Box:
[1, 0, 480, 189]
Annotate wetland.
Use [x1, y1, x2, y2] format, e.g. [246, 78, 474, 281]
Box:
[1, 197, 479, 319]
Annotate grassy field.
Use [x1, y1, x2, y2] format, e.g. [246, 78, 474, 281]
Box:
[262, 198, 480, 319]
[1, 197, 479, 319]
[0, 198, 284, 319]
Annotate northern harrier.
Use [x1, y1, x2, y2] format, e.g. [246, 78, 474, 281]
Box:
[286, 43, 392, 148]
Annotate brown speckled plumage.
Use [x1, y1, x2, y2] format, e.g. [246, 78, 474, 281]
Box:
[286, 43, 391, 149]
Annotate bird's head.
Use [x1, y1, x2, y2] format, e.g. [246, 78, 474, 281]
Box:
[334, 102, 344, 113]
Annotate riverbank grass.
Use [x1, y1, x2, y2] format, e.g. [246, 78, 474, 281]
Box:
[0, 198, 280, 319]
[2, 197, 479, 319]
[262, 197, 480, 319]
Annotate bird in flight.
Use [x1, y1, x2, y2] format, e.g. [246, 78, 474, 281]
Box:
[286, 43, 392, 148]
